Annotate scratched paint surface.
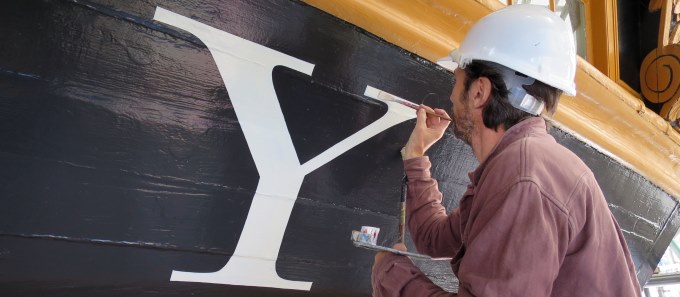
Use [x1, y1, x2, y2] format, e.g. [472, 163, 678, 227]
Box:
[0, 0, 677, 296]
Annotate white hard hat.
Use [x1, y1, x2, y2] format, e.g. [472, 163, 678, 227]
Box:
[437, 4, 577, 96]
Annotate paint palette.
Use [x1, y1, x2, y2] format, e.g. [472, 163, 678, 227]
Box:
[351, 226, 380, 245]
[350, 226, 431, 259]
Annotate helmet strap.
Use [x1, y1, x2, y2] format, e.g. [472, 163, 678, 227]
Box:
[495, 63, 544, 115]
[507, 86, 544, 115]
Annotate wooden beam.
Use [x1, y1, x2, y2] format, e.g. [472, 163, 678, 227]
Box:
[585, 0, 618, 76]
[660, 0, 673, 47]
[650, 0, 664, 12]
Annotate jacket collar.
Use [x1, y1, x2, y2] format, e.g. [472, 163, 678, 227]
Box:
[468, 117, 548, 185]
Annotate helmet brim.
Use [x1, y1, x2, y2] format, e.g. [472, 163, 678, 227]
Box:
[436, 49, 463, 72]
[436, 56, 459, 72]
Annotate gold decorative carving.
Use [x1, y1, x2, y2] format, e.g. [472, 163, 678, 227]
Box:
[640, 45, 680, 104]
[641, 0, 680, 122]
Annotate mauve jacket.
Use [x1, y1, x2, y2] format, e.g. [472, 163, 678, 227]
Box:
[372, 117, 641, 297]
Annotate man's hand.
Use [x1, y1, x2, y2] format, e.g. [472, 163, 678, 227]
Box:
[402, 105, 451, 160]
[373, 243, 408, 270]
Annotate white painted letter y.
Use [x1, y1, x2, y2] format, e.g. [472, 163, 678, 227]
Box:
[154, 7, 415, 291]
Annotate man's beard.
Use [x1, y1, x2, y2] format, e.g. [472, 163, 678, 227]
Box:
[451, 94, 474, 146]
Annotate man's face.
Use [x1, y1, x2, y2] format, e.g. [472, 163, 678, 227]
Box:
[450, 68, 475, 145]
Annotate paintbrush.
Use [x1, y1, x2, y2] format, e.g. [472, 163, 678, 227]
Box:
[399, 176, 407, 243]
[364, 86, 452, 121]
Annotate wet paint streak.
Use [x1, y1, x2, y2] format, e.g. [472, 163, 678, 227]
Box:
[0, 233, 224, 255]
[608, 203, 662, 234]
[620, 230, 656, 245]
[0, 68, 46, 81]
[296, 197, 396, 219]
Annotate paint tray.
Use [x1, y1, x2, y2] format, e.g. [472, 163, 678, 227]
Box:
[351, 227, 431, 259]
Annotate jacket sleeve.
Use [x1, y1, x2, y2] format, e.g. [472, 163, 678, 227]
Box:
[372, 253, 457, 297]
[404, 157, 464, 258]
[456, 180, 567, 297]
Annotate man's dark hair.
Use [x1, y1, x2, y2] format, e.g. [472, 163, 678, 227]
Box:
[462, 61, 562, 130]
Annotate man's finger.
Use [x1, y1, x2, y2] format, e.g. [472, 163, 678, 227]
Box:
[393, 243, 407, 251]
[415, 108, 428, 128]
[419, 104, 436, 113]
[373, 251, 389, 270]
[433, 108, 450, 116]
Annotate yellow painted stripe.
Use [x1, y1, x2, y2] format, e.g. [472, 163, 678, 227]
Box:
[304, 0, 680, 200]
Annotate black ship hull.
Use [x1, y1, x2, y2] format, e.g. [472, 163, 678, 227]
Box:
[0, 1, 678, 296]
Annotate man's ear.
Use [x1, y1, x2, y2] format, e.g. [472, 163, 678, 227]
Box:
[470, 77, 492, 109]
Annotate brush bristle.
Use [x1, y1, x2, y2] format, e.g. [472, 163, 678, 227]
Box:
[364, 85, 396, 102]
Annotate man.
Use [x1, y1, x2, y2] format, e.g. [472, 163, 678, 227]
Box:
[371, 4, 641, 297]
